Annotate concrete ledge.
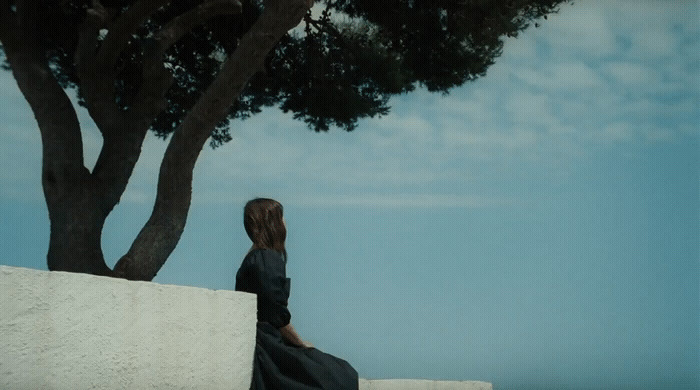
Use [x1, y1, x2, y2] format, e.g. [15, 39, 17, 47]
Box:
[0, 266, 257, 390]
[360, 379, 493, 390]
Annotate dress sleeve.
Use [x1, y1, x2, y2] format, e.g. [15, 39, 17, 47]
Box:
[251, 249, 291, 328]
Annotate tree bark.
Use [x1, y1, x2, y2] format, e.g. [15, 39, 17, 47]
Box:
[46, 185, 113, 276]
[113, 0, 313, 280]
[1, 0, 112, 275]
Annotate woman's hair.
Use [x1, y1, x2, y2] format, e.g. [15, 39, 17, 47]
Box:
[244, 198, 286, 254]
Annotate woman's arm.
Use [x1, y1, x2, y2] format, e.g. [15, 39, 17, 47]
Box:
[279, 323, 313, 348]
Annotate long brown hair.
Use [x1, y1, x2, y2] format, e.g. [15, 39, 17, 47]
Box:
[244, 198, 286, 255]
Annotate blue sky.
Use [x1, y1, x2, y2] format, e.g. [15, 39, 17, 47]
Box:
[1, 1, 698, 389]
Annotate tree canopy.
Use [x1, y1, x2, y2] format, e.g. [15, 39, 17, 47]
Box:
[0, 0, 569, 280]
[5, 0, 566, 134]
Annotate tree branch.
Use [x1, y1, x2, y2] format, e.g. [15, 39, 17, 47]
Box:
[75, 0, 125, 137]
[72, 1, 146, 217]
[114, 0, 313, 280]
[76, 0, 170, 138]
[0, 0, 18, 49]
[180, 0, 311, 141]
[131, 0, 243, 121]
[2, 0, 88, 206]
[91, 0, 244, 215]
[154, 0, 243, 55]
[95, 0, 171, 74]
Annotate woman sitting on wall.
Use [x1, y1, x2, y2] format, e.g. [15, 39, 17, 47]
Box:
[236, 198, 358, 390]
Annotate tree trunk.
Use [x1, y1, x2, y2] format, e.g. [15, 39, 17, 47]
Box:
[1, 0, 122, 276]
[46, 183, 112, 276]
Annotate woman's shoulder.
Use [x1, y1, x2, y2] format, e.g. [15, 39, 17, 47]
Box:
[244, 248, 285, 263]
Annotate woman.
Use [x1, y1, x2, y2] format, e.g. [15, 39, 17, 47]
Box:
[236, 198, 358, 390]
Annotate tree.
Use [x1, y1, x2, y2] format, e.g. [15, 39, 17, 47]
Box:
[0, 0, 569, 281]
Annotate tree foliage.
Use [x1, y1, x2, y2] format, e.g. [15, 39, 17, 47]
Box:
[0, 0, 569, 279]
[6, 0, 567, 135]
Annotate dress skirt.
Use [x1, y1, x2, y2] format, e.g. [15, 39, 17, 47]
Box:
[251, 322, 358, 390]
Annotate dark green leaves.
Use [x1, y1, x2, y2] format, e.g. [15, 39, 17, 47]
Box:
[1, 0, 568, 138]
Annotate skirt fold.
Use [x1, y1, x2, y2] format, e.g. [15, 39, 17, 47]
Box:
[251, 322, 358, 390]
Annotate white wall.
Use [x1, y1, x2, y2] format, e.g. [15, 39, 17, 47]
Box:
[0, 265, 257, 390]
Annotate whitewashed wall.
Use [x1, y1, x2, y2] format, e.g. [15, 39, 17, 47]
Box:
[0, 265, 257, 390]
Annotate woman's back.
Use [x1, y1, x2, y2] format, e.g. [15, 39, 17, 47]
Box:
[236, 248, 291, 328]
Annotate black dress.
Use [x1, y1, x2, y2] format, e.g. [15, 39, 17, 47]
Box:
[235, 249, 358, 390]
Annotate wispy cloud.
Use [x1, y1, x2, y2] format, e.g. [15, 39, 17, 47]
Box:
[603, 61, 656, 86]
[545, 2, 618, 58]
